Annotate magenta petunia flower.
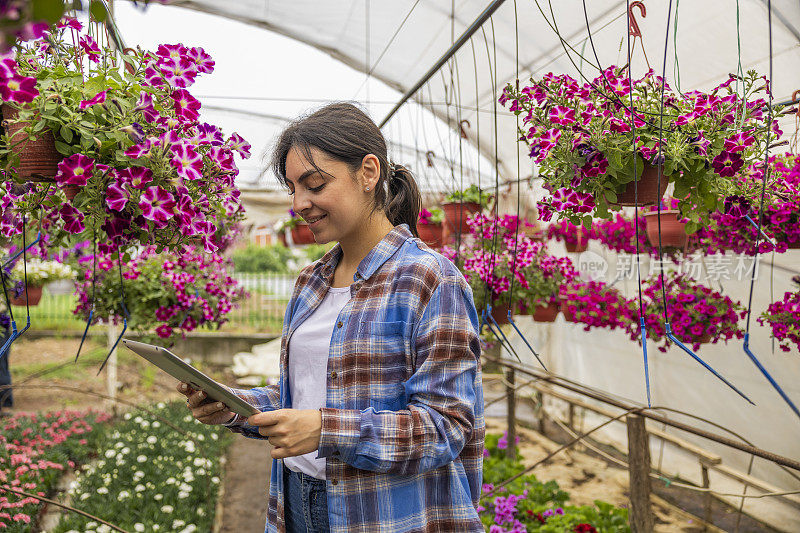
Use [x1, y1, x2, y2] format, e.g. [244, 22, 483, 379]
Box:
[57, 17, 82, 31]
[548, 105, 576, 126]
[156, 43, 187, 62]
[134, 92, 159, 122]
[171, 88, 201, 121]
[155, 324, 173, 338]
[160, 57, 198, 88]
[194, 123, 224, 146]
[55, 154, 94, 186]
[59, 204, 85, 233]
[711, 151, 744, 177]
[170, 143, 204, 181]
[118, 166, 153, 189]
[144, 66, 165, 87]
[723, 130, 755, 153]
[105, 180, 128, 212]
[0, 74, 38, 103]
[79, 90, 106, 110]
[79, 35, 101, 62]
[139, 186, 176, 225]
[186, 46, 215, 74]
[227, 133, 251, 158]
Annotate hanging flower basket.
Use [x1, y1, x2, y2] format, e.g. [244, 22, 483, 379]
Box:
[417, 222, 443, 248]
[643, 210, 688, 248]
[291, 223, 315, 245]
[489, 301, 510, 325]
[532, 301, 560, 322]
[609, 163, 668, 207]
[2, 104, 62, 181]
[10, 285, 43, 306]
[559, 297, 576, 322]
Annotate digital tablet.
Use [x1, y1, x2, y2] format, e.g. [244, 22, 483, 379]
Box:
[122, 338, 260, 419]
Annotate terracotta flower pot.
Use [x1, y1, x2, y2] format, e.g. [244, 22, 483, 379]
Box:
[417, 222, 444, 248]
[609, 163, 669, 207]
[643, 210, 687, 248]
[559, 298, 576, 322]
[2, 104, 62, 181]
[532, 301, 560, 322]
[10, 285, 43, 306]
[290, 223, 315, 245]
[489, 302, 510, 325]
[277, 231, 287, 247]
[442, 202, 481, 236]
[63, 184, 81, 201]
[565, 226, 588, 253]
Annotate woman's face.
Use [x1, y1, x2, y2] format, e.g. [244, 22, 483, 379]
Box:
[284, 145, 378, 245]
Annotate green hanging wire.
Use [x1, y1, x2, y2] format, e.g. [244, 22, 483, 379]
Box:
[672, 0, 681, 93]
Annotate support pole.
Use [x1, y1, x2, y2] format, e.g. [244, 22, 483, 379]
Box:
[106, 324, 118, 414]
[627, 414, 654, 532]
[505, 367, 517, 459]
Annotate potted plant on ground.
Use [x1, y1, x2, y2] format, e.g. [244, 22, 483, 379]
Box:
[441, 184, 492, 239]
[73, 245, 246, 339]
[501, 67, 785, 232]
[758, 276, 800, 353]
[417, 206, 444, 248]
[547, 219, 589, 253]
[8, 256, 74, 306]
[1, 20, 247, 255]
[635, 271, 746, 352]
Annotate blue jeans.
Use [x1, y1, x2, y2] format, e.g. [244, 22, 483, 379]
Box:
[283, 466, 330, 533]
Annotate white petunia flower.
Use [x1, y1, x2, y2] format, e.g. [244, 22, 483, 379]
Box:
[80, 493, 90, 500]
[137, 455, 147, 463]
[97, 487, 108, 494]
[147, 436, 158, 444]
[171, 520, 185, 529]
[135, 484, 146, 492]
[134, 524, 145, 532]
[154, 493, 163, 500]
[211, 476, 219, 484]
[161, 505, 174, 513]
[118, 490, 130, 499]
[104, 449, 116, 458]
[152, 421, 161, 428]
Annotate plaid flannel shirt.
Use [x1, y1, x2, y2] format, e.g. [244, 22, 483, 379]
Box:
[225, 223, 485, 532]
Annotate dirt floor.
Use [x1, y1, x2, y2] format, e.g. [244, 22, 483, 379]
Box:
[5, 337, 776, 532]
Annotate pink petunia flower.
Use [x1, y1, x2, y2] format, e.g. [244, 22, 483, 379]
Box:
[105, 180, 128, 212]
[79, 90, 106, 110]
[186, 46, 215, 74]
[160, 57, 198, 88]
[139, 186, 176, 225]
[55, 154, 94, 186]
[155, 324, 173, 338]
[156, 43, 187, 62]
[0, 74, 38, 103]
[170, 143, 204, 181]
[59, 204, 85, 234]
[118, 166, 153, 189]
[227, 133, 251, 158]
[171, 88, 201, 121]
[548, 105, 576, 126]
[57, 17, 82, 31]
[79, 35, 101, 62]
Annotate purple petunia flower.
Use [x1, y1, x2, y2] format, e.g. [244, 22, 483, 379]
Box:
[105, 180, 128, 212]
[711, 151, 744, 177]
[139, 186, 176, 225]
[170, 143, 204, 181]
[79, 90, 106, 110]
[55, 154, 94, 187]
[59, 204, 85, 233]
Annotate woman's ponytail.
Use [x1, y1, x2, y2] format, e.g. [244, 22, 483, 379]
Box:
[385, 163, 421, 238]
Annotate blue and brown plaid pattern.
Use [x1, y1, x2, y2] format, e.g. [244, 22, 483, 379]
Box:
[225, 224, 485, 532]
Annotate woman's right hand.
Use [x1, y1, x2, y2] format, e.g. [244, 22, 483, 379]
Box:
[177, 382, 236, 425]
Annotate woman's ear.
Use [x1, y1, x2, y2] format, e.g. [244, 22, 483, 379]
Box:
[360, 154, 381, 191]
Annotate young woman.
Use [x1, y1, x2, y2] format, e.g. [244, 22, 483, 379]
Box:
[179, 102, 484, 532]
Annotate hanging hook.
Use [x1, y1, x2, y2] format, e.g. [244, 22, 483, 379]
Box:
[425, 150, 435, 167]
[459, 119, 470, 139]
[628, 1, 646, 38]
[792, 90, 800, 117]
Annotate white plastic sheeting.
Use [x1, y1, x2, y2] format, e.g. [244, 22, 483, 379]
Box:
[165, 0, 800, 184]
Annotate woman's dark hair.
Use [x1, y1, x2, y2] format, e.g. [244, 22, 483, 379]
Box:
[271, 102, 421, 237]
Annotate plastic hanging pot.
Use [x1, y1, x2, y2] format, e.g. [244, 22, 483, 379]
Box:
[532, 301, 560, 322]
[2, 104, 62, 181]
[417, 222, 444, 248]
[609, 163, 669, 207]
[489, 301, 510, 325]
[10, 285, 43, 306]
[290, 223, 315, 245]
[442, 201, 480, 237]
[559, 297, 576, 322]
[643, 210, 687, 248]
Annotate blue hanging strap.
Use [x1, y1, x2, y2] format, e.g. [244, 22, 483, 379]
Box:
[639, 318, 651, 407]
[743, 333, 800, 419]
[97, 250, 130, 375]
[665, 323, 754, 405]
[1, 232, 41, 268]
[0, 228, 40, 357]
[75, 231, 99, 363]
[506, 310, 547, 371]
[743, 215, 777, 247]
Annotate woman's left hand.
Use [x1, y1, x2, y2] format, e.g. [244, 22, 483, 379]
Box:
[247, 409, 322, 459]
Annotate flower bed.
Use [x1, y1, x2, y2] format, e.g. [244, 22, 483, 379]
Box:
[0, 409, 112, 531]
[479, 432, 629, 532]
[54, 401, 233, 533]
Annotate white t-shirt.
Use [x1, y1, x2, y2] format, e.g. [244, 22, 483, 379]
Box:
[283, 284, 351, 479]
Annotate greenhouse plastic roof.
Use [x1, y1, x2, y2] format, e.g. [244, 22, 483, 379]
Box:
[166, 0, 800, 183]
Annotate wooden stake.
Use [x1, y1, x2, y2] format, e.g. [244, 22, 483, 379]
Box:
[627, 414, 654, 532]
[505, 368, 516, 459]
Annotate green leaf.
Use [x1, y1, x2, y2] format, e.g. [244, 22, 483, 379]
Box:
[32, 0, 66, 24]
[60, 125, 74, 144]
[582, 215, 593, 228]
[89, 0, 108, 21]
[54, 140, 71, 155]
